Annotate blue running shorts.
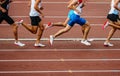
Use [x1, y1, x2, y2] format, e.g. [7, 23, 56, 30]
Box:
[68, 12, 86, 27]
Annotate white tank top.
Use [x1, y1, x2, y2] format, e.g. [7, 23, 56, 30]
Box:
[29, 0, 42, 16]
[74, 3, 82, 15]
[109, 0, 120, 15]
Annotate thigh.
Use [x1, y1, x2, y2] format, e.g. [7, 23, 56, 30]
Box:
[0, 16, 4, 23]
[30, 16, 41, 26]
[3, 14, 14, 25]
[107, 14, 119, 22]
[63, 24, 72, 31]
[68, 19, 75, 27]
[77, 17, 86, 26]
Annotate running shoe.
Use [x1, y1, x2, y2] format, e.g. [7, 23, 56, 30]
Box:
[104, 42, 114, 47]
[45, 22, 52, 29]
[16, 19, 23, 25]
[34, 43, 46, 47]
[49, 35, 54, 45]
[102, 20, 109, 29]
[81, 40, 91, 46]
[14, 41, 25, 47]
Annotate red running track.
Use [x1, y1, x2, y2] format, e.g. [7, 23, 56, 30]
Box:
[0, 0, 120, 76]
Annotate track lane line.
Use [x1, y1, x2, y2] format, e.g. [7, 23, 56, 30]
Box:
[0, 70, 120, 73]
[0, 48, 120, 52]
[0, 59, 120, 62]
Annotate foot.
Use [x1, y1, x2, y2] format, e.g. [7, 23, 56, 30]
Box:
[16, 19, 23, 25]
[102, 20, 109, 29]
[49, 35, 54, 45]
[34, 43, 46, 47]
[45, 22, 53, 29]
[81, 40, 91, 46]
[14, 41, 25, 47]
[104, 42, 113, 47]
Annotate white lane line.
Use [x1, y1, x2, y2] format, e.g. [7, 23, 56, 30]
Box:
[0, 70, 120, 73]
[10, 16, 106, 18]
[0, 48, 120, 52]
[0, 38, 120, 41]
[0, 59, 120, 62]
[12, 1, 110, 4]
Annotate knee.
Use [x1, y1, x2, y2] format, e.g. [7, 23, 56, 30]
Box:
[32, 29, 37, 34]
[12, 24, 18, 30]
[32, 31, 37, 34]
[63, 23, 67, 27]
[84, 23, 91, 29]
[62, 28, 69, 33]
[40, 25, 44, 31]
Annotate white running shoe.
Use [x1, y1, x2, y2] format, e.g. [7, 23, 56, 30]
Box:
[81, 40, 91, 46]
[16, 19, 23, 25]
[45, 22, 53, 29]
[49, 35, 54, 45]
[14, 41, 25, 47]
[34, 43, 45, 47]
[104, 42, 114, 47]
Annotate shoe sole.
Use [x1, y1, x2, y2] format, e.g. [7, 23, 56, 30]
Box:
[14, 44, 25, 47]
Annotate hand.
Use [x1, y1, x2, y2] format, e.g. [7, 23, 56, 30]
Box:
[40, 7, 44, 10]
[41, 13, 44, 18]
[1, 8, 6, 13]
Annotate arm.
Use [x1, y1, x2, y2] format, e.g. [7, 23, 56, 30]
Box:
[80, 0, 87, 8]
[34, 0, 44, 17]
[0, 0, 6, 5]
[0, 5, 6, 13]
[9, 0, 13, 3]
[28, 1, 31, 7]
[67, 0, 77, 10]
[114, 0, 120, 11]
[67, 0, 79, 13]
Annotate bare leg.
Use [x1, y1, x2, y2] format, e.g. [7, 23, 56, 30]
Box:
[82, 21, 91, 40]
[53, 25, 72, 38]
[49, 25, 72, 45]
[36, 21, 44, 44]
[11, 23, 25, 46]
[11, 23, 18, 42]
[108, 20, 120, 29]
[105, 27, 117, 43]
[21, 22, 38, 34]
[47, 17, 70, 28]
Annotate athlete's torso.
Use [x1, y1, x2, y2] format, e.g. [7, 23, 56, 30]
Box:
[29, 0, 42, 16]
[74, 0, 83, 15]
[109, 0, 120, 15]
[0, 0, 10, 10]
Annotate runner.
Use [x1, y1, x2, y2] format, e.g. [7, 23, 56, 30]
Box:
[18, 0, 45, 47]
[0, 0, 25, 46]
[104, 0, 120, 47]
[49, 0, 91, 46]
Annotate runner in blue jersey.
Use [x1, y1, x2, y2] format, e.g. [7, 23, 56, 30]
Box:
[49, 0, 92, 46]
